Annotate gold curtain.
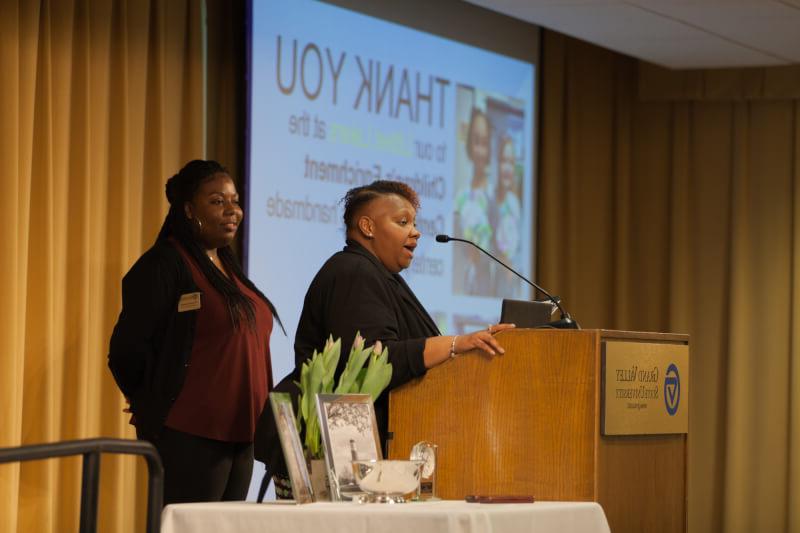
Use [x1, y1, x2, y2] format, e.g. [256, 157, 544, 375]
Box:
[0, 0, 206, 531]
[539, 31, 800, 533]
[3, 1, 799, 531]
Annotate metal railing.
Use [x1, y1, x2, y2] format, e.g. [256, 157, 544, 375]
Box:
[0, 437, 163, 533]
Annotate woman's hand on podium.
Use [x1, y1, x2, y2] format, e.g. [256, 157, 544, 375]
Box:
[423, 323, 515, 368]
[455, 323, 516, 357]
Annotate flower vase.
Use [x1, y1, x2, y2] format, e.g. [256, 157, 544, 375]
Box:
[309, 458, 331, 501]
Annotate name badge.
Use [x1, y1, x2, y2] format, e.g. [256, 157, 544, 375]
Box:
[178, 292, 201, 312]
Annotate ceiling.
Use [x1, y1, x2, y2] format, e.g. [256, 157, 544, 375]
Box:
[466, 0, 800, 69]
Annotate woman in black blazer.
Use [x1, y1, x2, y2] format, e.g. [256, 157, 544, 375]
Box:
[256, 180, 513, 493]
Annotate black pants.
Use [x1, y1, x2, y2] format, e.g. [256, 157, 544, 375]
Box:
[147, 426, 254, 504]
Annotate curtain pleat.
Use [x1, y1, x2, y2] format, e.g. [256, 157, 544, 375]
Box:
[0, 1, 204, 531]
[0, 0, 29, 527]
[205, 0, 245, 182]
[540, 30, 800, 533]
[789, 100, 800, 533]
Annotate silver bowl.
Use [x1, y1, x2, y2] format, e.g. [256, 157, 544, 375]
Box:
[351, 459, 425, 503]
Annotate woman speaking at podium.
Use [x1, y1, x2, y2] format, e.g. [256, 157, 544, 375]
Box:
[108, 160, 281, 504]
[257, 180, 514, 489]
[295, 180, 514, 414]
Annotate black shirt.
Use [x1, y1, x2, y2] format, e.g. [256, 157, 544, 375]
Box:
[255, 240, 440, 471]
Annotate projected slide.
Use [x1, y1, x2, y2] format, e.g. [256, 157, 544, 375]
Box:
[248, 0, 536, 381]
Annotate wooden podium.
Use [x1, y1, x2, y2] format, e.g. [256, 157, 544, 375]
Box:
[388, 329, 688, 533]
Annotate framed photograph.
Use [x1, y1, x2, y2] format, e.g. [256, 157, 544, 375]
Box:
[269, 392, 314, 504]
[315, 393, 382, 501]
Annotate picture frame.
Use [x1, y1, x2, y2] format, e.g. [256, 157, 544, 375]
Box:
[315, 393, 382, 501]
[269, 392, 314, 504]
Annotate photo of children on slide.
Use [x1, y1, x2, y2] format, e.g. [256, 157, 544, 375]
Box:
[452, 85, 526, 299]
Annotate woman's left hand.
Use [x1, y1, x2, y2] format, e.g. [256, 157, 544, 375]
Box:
[455, 323, 516, 356]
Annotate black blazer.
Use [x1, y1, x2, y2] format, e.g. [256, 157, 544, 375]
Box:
[255, 240, 440, 471]
[294, 239, 440, 391]
[107, 240, 199, 439]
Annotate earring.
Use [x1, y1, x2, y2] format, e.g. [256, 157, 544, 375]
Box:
[194, 218, 203, 231]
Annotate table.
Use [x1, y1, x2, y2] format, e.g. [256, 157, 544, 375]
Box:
[160, 500, 611, 533]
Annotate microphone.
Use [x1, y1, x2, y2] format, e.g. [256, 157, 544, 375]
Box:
[435, 234, 579, 329]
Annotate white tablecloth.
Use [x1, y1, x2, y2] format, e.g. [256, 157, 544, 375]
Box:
[160, 500, 611, 533]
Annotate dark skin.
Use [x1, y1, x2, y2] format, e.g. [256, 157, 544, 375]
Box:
[123, 172, 243, 414]
[183, 172, 243, 277]
[348, 193, 515, 367]
[469, 112, 490, 188]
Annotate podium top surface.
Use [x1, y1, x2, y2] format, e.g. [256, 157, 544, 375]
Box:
[491, 328, 689, 344]
[595, 329, 689, 343]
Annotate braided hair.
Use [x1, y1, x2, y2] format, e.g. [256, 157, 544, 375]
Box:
[156, 159, 284, 333]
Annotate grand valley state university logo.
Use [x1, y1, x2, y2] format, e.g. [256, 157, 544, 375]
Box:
[664, 364, 680, 416]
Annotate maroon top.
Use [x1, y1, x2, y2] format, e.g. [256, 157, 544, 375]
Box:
[166, 243, 273, 442]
